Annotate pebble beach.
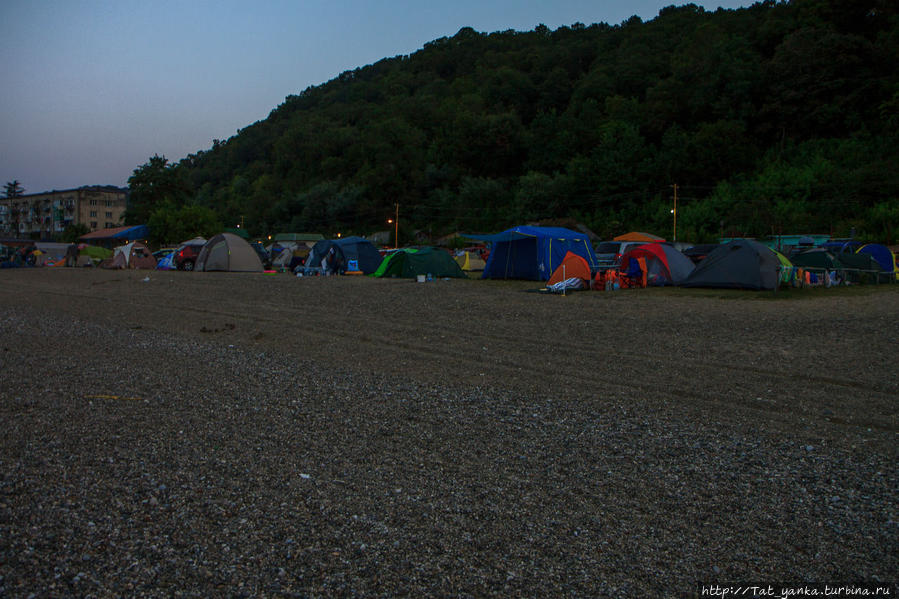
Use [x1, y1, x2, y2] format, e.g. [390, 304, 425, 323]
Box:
[1, 268, 896, 597]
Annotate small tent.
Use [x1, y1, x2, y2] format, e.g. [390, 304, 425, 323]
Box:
[155, 252, 176, 270]
[618, 243, 694, 286]
[547, 251, 592, 286]
[78, 244, 112, 266]
[464, 226, 598, 281]
[304, 236, 383, 274]
[372, 247, 466, 278]
[455, 250, 486, 271]
[681, 239, 781, 290]
[105, 241, 156, 269]
[195, 233, 263, 272]
[271, 242, 310, 270]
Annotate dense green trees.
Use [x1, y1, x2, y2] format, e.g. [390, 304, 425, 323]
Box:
[125, 155, 191, 225]
[161, 0, 897, 243]
[146, 202, 222, 246]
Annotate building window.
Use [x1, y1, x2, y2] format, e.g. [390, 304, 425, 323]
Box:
[90, 199, 98, 206]
[90, 221, 98, 229]
[90, 211, 97, 217]
[105, 200, 112, 207]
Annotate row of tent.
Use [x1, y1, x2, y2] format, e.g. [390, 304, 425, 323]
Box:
[1, 241, 115, 268]
[300, 237, 467, 279]
[157, 233, 471, 279]
[14, 224, 894, 291]
[450, 225, 896, 290]
[542, 238, 897, 291]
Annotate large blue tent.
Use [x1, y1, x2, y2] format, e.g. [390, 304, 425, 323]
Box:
[464, 226, 598, 281]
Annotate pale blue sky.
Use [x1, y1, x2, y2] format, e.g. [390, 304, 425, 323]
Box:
[1, 0, 749, 194]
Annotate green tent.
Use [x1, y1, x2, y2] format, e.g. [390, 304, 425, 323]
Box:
[78, 244, 113, 265]
[791, 249, 843, 270]
[831, 251, 885, 283]
[372, 247, 466, 278]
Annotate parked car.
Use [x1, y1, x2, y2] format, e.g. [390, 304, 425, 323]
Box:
[173, 240, 206, 271]
[595, 240, 648, 269]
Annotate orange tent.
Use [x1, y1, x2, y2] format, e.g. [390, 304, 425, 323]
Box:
[547, 251, 592, 286]
[613, 231, 665, 243]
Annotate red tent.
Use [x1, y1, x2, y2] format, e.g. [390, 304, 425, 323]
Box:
[619, 243, 694, 285]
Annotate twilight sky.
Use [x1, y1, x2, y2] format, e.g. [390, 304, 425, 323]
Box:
[2, 0, 748, 195]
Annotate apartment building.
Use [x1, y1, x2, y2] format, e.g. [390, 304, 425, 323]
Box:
[0, 186, 128, 239]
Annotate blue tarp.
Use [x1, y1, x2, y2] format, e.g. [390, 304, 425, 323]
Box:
[110, 225, 149, 239]
[464, 226, 598, 281]
[79, 224, 150, 246]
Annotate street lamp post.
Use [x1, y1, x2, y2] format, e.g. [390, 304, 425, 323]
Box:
[387, 203, 399, 249]
[670, 184, 678, 243]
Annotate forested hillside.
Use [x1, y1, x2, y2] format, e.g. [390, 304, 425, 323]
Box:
[155, 0, 898, 243]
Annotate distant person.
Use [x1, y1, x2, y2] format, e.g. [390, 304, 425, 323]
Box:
[65, 244, 78, 267]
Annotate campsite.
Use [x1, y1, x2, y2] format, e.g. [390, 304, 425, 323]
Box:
[1, 267, 896, 596]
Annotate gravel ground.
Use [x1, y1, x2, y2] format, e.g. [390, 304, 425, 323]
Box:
[1, 268, 896, 598]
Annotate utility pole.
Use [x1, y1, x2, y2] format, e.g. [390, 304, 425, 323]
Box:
[671, 184, 678, 243]
[388, 203, 399, 249]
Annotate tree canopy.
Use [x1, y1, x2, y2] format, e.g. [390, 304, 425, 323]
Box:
[4, 181, 25, 198]
[125, 155, 191, 226]
[158, 0, 898, 243]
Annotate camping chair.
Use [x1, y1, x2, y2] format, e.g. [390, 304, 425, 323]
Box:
[618, 257, 646, 289]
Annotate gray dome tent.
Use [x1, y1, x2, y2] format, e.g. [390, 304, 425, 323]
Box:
[681, 239, 780, 290]
[195, 233, 264, 272]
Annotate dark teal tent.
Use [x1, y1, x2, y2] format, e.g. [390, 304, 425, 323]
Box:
[305, 236, 383, 274]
